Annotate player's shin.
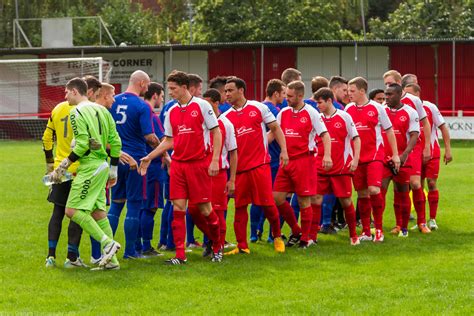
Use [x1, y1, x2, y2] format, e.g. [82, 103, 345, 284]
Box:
[263, 205, 282, 238]
[400, 191, 411, 230]
[393, 191, 403, 227]
[107, 201, 125, 235]
[358, 197, 372, 235]
[171, 210, 187, 260]
[343, 203, 358, 238]
[140, 208, 155, 251]
[234, 206, 249, 249]
[428, 190, 439, 219]
[204, 210, 221, 252]
[276, 201, 301, 235]
[299, 206, 313, 242]
[124, 200, 141, 257]
[71, 211, 111, 248]
[370, 193, 385, 231]
[412, 187, 427, 224]
[310, 204, 321, 241]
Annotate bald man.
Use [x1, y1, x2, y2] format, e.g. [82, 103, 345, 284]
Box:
[107, 70, 161, 259]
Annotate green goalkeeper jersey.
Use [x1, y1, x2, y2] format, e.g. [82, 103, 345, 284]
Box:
[69, 100, 121, 165]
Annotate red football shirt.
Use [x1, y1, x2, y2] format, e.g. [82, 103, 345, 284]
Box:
[423, 100, 445, 159]
[401, 92, 427, 148]
[383, 105, 420, 162]
[215, 116, 237, 169]
[316, 109, 359, 175]
[164, 97, 219, 162]
[277, 104, 327, 159]
[222, 100, 276, 173]
[345, 100, 392, 164]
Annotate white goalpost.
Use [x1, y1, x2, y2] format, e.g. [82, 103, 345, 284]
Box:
[0, 57, 112, 118]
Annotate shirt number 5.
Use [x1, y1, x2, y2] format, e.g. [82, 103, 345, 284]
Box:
[116, 105, 128, 124]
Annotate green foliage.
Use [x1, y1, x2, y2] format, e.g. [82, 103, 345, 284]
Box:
[368, 0, 474, 39]
[0, 140, 472, 313]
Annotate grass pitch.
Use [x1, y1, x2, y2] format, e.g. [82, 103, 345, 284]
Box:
[0, 140, 472, 314]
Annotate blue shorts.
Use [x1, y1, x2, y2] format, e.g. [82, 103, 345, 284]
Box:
[111, 157, 146, 202]
[144, 163, 165, 209]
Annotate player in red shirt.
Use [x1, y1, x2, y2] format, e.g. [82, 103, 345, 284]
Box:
[312, 87, 361, 245]
[188, 88, 238, 255]
[346, 77, 400, 241]
[403, 83, 453, 230]
[222, 77, 289, 255]
[139, 70, 223, 264]
[272, 81, 332, 248]
[384, 71, 432, 234]
[381, 83, 420, 238]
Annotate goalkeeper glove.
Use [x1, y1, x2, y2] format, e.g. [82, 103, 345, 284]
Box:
[89, 138, 102, 150]
[50, 158, 71, 183]
[109, 165, 118, 180]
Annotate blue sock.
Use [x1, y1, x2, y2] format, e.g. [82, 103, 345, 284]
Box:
[67, 243, 79, 256]
[141, 208, 155, 251]
[186, 209, 196, 244]
[48, 240, 58, 249]
[250, 204, 262, 239]
[135, 209, 143, 253]
[291, 194, 301, 221]
[322, 194, 337, 227]
[124, 200, 141, 257]
[160, 201, 172, 245]
[203, 234, 209, 246]
[107, 201, 125, 235]
[90, 237, 101, 260]
[167, 204, 175, 248]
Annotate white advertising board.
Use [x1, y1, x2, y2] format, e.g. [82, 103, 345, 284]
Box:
[443, 117, 474, 140]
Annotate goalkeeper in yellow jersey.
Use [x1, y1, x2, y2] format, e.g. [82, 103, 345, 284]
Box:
[50, 77, 122, 270]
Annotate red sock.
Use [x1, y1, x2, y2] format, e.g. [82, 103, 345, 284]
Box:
[216, 209, 226, 248]
[412, 188, 427, 225]
[299, 206, 313, 242]
[400, 191, 411, 230]
[343, 203, 357, 238]
[428, 190, 439, 219]
[188, 204, 210, 236]
[172, 210, 186, 260]
[277, 201, 301, 235]
[381, 187, 388, 213]
[205, 210, 221, 252]
[358, 197, 372, 235]
[370, 193, 384, 231]
[310, 204, 321, 241]
[393, 191, 402, 227]
[234, 206, 249, 249]
[263, 205, 282, 238]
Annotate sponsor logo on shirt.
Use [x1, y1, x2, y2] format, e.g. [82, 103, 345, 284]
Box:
[177, 124, 194, 134]
[399, 115, 407, 122]
[191, 110, 199, 117]
[249, 111, 257, 117]
[367, 111, 375, 117]
[284, 128, 300, 137]
[236, 126, 254, 136]
[334, 122, 342, 128]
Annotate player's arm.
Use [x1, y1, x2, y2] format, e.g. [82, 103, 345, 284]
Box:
[350, 136, 361, 172]
[209, 126, 222, 177]
[401, 131, 419, 165]
[421, 117, 431, 163]
[144, 133, 160, 148]
[226, 149, 237, 195]
[105, 112, 122, 187]
[139, 137, 173, 176]
[267, 121, 289, 167]
[378, 105, 400, 170]
[320, 132, 332, 171]
[439, 124, 453, 164]
[42, 115, 56, 173]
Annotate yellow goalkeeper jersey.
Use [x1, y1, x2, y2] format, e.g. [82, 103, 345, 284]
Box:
[42, 101, 79, 173]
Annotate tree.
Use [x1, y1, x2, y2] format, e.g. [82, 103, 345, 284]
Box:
[368, 0, 474, 39]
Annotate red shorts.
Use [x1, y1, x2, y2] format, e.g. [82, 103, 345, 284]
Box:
[235, 164, 274, 208]
[352, 160, 383, 191]
[422, 158, 440, 179]
[169, 159, 212, 204]
[211, 169, 228, 210]
[317, 175, 353, 198]
[273, 155, 316, 196]
[410, 144, 422, 176]
[383, 164, 411, 184]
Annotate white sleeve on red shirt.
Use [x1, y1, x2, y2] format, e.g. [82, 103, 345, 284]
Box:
[196, 97, 219, 130]
[340, 110, 359, 139]
[406, 93, 427, 120]
[222, 116, 237, 151]
[254, 101, 276, 124]
[276, 110, 283, 125]
[307, 105, 327, 136]
[164, 104, 177, 137]
[424, 101, 445, 128]
[406, 106, 421, 134]
[374, 102, 393, 130]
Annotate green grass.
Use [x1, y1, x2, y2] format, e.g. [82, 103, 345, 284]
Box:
[0, 140, 473, 314]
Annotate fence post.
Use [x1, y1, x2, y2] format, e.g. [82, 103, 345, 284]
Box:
[452, 40, 456, 115]
[260, 44, 264, 101]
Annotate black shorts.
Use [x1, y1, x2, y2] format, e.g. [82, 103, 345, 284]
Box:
[47, 180, 72, 207]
